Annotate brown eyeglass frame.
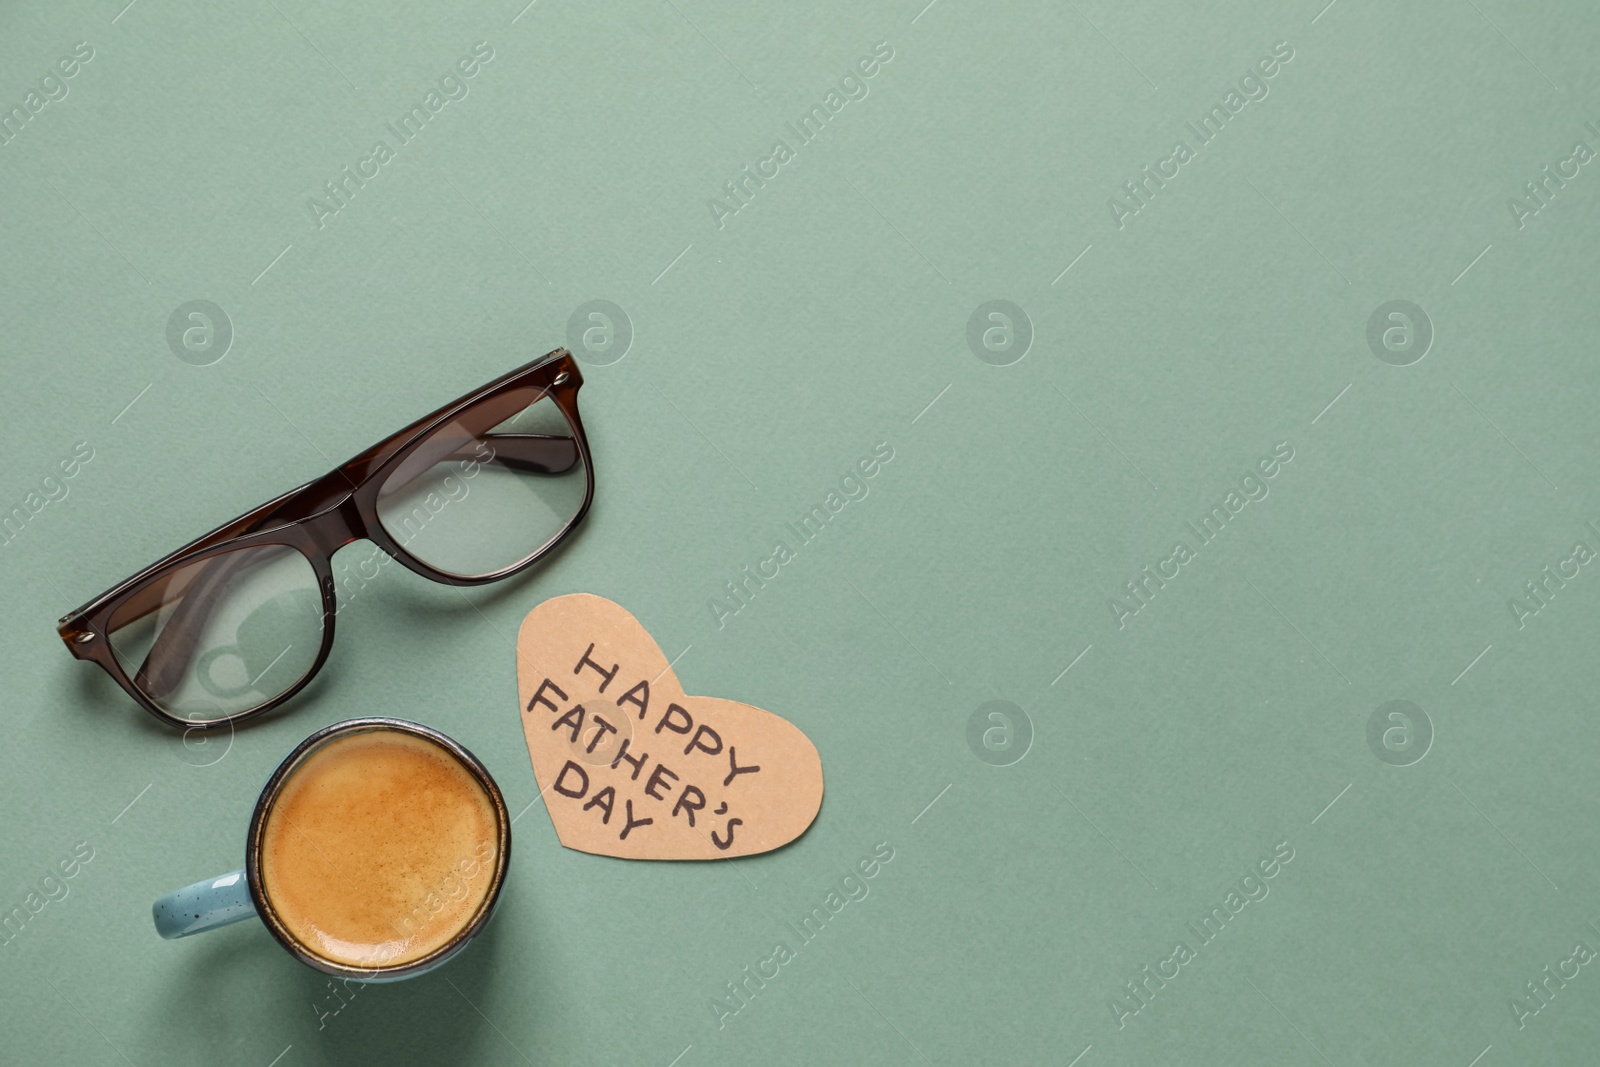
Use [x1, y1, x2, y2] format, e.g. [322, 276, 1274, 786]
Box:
[56, 349, 594, 732]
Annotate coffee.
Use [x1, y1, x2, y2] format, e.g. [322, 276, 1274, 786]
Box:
[259, 727, 501, 968]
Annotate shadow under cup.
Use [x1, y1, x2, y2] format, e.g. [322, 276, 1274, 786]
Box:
[245, 719, 511, 981]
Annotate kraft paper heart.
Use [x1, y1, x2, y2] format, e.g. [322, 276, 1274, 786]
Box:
[516, 594, 823, 860]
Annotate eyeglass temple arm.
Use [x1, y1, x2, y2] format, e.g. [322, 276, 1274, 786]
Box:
[132, 548, 257, 702]
[100, 484, 328, 659]
[452, 433, 579, 475]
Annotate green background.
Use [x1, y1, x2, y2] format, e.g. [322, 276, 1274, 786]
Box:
[3, 0, 1600, 1063]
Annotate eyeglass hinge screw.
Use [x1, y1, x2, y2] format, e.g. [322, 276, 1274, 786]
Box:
[553, 372, 570, 385]
[73, 632, 95, 644]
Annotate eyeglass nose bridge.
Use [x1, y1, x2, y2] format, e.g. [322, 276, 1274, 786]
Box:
[317, 493, 374, 556]
[267, 473, 373, 559]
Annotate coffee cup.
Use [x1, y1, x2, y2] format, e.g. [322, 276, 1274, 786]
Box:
[152, 717, 511, 981]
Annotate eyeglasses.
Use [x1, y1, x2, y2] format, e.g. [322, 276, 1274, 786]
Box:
[57, 350, 594, 731]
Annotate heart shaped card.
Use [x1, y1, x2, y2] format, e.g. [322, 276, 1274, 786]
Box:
[515, 594, 823, 860]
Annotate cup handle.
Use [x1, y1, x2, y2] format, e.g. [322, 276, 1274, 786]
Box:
[153, 869, 257, 939]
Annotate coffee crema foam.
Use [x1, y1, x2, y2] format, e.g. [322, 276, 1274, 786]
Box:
[259, 729, 499, 968]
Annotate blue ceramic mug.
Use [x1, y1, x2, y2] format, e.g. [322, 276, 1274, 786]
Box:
[153, 717, 511, 981]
